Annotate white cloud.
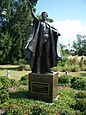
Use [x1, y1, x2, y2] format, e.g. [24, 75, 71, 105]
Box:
[52, 19, 86, 47]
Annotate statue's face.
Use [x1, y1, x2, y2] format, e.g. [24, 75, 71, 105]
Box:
[42, 12, 48, 20]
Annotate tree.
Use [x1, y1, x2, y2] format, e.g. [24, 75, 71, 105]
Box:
[60, 44, 70, 56]
[0, 0, 38, 64]
[72, 34, 86, 56]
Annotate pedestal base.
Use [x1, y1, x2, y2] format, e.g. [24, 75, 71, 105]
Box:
[28, 72, 58, 103]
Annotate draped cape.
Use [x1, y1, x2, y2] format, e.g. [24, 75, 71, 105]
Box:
[24, 19, 62, 70]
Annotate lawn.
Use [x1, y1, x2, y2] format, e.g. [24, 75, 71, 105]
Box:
[0, 65, 86, 81]
[0, 65, 30, 80]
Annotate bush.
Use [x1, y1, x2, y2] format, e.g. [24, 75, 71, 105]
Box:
[18, 59, 27, 65]
[75, 99, 86, 112]
[71, 77, 86, 90]
[58, 74, 72, 86]
[0, 76, 11, 89]
[61, 65, 80, 72]
[31, 105, 48, 115]
[60, 109, 76, 115]
[19, 75, 28, 85]
[18, 64, 31, 71]
[0, 89, 9, 103]
[58, 58, 71, 67]
[6, 108, 22, 115]
[75, 92, 86, 98]
[0, 81, 3, 89]
[11, 79, 20, 87]
[71, 65, 80, 72]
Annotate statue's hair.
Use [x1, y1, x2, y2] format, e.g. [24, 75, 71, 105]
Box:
[41, 12, 48, 17]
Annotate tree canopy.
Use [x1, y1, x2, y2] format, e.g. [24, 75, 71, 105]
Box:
[0, 0, 38, 64]
[72, 34, 86, 56]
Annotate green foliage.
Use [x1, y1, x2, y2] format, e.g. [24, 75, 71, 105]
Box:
[75, 99, 86, 112]
[72, 34, 86, 56]
[0, 0, 38, 64]
[19, 75, 28, 85]
[0, 32, 12, 64]
[0, 89, 9, 103]
[58, 58, 71, 66]
[1, 87, 85, 115]
[6, 107, 22, 115]
[60, 44, 70, 56]
[0, 76, 20, 88]
[71, 65, 80, 72]
[0, 76, 11, 89]
[18, 64, 31, 71]
[0, 81, 3, 89]
[71, 77, 86, 90]
[59, 74, 86, 90]
[75, 92, 86, 99]
[10, 79, 20, 87]
[58, 74, 72, 86]
[31, 105, 49, 115]
[55, 89, 78, 115]
[61, 65, 80, 72]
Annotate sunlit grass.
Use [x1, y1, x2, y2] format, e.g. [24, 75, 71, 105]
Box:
[0, 65, 86, 81]
[0, 65, 30, 80]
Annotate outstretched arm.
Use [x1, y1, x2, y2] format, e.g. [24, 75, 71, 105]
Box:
[28, 1, 38, 20]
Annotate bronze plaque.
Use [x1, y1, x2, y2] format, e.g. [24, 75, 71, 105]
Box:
[31, 82, 49, 95]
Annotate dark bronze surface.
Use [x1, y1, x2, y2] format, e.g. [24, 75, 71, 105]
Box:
[24, 1, 62, 74]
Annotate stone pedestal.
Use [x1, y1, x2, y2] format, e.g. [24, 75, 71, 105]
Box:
[28, 72, 58, 103]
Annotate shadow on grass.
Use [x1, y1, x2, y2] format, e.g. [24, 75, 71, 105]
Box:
[80, 73, 86, 77]
[0, 67, 18, 70]
[10, 90, 28, 99]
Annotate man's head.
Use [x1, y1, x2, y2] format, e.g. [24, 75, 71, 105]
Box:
[41, 12, 48, 20]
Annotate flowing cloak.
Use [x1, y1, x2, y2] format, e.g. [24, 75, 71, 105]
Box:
[24, 19, 62, 70]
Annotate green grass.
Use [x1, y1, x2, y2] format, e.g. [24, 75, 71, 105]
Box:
[0, 65, 30, 80]
[59, 71, 86, 77]
[0, 65, 86, 81]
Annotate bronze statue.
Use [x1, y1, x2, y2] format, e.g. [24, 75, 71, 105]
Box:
[24, 1, 62, 73]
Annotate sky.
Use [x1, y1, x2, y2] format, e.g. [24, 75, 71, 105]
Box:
[35, 0, 86, 47]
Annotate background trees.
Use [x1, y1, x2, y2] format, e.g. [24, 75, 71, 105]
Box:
[0, 0, 38, 64]
[72, 34, 86, 56]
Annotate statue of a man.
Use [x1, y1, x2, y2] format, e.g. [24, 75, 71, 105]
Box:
[24, 2, 62, 73]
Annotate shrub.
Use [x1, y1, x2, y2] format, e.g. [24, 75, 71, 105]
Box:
[84, 57, 86, 65]
[61, 65, 80, 72]
[19, 75, 28, 85]
[72, 56, 79, 65]
[71, 77, 86, 90]
[58, 74, 72, 86]
[0, 89, 9, 103]
[60, 109, 76, 115]
[18, 59, 27, 65]
[0, 81, 3, 89]
[75, 92, 86, 98]
[71, 65, 80, 72]
[0, 76, 11, 89]
[24, 65, 31, 71]
[52, 66, 59, 72]
[75, 99, 86, 112]
[18, 64, 31, 71]
[58, 58, 71, 67]
[11, 79, 20, 87]
[31, 105, 49, 115]
[6, 108, 22, 115]
[18, 64, 26, 71]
